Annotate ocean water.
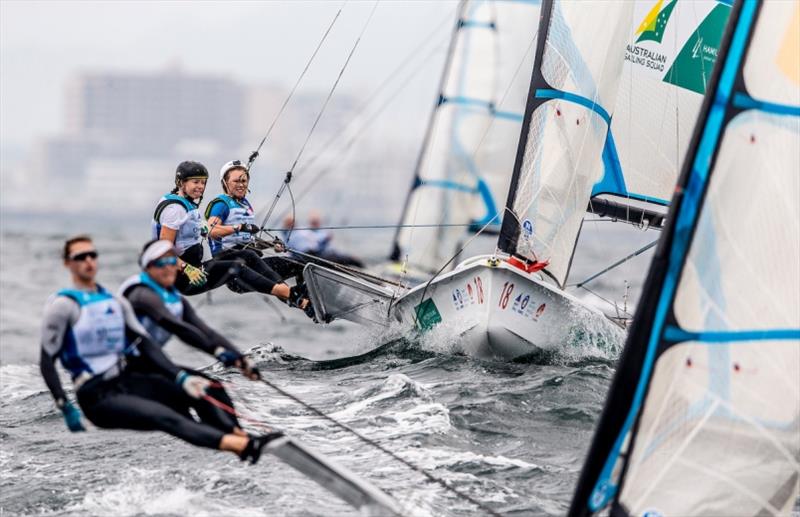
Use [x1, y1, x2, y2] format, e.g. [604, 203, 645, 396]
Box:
[0, 218, 654, 516]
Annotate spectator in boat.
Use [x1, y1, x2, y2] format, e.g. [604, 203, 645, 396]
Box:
[302, 212, 364, 268]
[152, 160, 312, 316]
[39, 234, 275, 464]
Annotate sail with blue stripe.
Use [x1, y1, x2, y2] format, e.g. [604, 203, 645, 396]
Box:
[391, 0, 540, 274]
[595, 0, 732, 208]
[570, 2, 800, 514]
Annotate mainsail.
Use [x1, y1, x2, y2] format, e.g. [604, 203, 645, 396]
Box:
[391, 0, 539, 274]
[497, 0, 636, 288]
[498, 0, 731, 289]
[570, 1, 800, 515]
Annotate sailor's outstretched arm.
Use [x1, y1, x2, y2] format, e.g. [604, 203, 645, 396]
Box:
[117, 296, 181, 379]
[126, 286, 216, 354]
[181, 299, 240, 355]
[39, 296, 78, 404]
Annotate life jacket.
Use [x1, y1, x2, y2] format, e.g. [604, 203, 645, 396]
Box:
[119, 273, 184, 347]
[205, 194, 256, 256]
[152, 193, 204, 266]
[55, 286, 127, 380]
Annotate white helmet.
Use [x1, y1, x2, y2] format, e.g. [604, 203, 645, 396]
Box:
[219, 159, 248, 182]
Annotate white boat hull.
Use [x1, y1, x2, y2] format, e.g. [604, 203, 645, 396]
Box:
[305, 255, 624, 360]
[389, 256, 623, 359]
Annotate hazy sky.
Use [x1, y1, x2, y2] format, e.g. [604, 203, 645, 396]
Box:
[1, 0, 457, 155]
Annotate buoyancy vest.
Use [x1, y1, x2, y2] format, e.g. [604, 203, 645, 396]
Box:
[205, 194, 256, 256]
[56, 286, 127, 380]
[152, 193, 204, 265]
[119, 273, 183, 347]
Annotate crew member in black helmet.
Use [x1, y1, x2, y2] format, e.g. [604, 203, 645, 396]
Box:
[151, 161, 313, 316]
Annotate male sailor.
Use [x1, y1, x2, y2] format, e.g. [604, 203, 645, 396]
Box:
[40, 235, 273, 463]
[205, 159, 310, 310]
[152, 161, 312, 316]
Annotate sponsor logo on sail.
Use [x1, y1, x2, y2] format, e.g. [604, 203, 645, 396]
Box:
[635, 0, 677, 44]
[624, 0, 730, 94]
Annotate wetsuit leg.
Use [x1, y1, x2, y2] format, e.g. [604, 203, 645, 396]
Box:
[215, 249, 282, 295]
[123, 356, 240, 433]
[77, 372, 224, 450]
[263, 256, 307, 281]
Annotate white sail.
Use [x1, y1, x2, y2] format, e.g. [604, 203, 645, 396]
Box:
[502, 1, 635, 288]
[599, 0, 732, 205]
[570, 2, 800, 515]
[620, 2, 800, 513]
[393, 0, 539, 274]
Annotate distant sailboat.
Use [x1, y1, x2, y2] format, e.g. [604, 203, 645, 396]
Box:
[305, 0, 732, 360]
[570, 0, 800, 514]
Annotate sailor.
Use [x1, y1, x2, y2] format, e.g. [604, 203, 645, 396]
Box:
[40, 235, 272, 463]
[120, 239, 260, 422]
[204, 160, 312, 315]
[153, 161, 312, 316]
[286, 212, 364, 268]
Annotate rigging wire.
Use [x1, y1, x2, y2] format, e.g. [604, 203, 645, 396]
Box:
[288, 1, 379, 175]
[262, 222, 488, 232]
[257, 1, 380, 233]
[280, 7, 458, 213]
[247, 5, 345, 170]
[567, 239, 658, 289]
[253, 376, 503, 517]
[200, 370, 501, 514]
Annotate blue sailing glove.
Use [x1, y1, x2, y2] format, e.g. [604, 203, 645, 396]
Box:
[61, 400, 86, 432]
[215, 347, 243, 367]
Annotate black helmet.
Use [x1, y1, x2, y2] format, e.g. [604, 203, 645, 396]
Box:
[175, 161, 209, 183]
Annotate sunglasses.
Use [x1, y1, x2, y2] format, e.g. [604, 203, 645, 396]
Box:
[150, 256, 178, 268]
[69, 251, 98, 262]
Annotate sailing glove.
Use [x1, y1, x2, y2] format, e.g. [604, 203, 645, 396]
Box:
[176, 370, 211, 399]
[214, 347, 243, 367]
[60, 400, 86, 432]
[238, 223, 261, 234]
[183, 264, 207, 287]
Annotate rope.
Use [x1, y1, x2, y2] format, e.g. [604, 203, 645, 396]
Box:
[255, 376, 503, 517]
[246, 6, 344, 170]
[263, 222, 484, 232]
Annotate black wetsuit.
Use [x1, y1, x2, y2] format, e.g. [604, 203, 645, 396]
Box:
[40, 289, 232, 449]
[122, 279, 245, 432]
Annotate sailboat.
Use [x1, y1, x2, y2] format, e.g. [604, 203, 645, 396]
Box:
[570, 0, 800, 514]
[305, 0, 732, 360]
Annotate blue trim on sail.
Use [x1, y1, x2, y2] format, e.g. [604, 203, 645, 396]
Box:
[536, 90, 671, 206]
[588, 2, 759, 510]
[419, 179, 477, 193]
[494, 110, 524, 122]
[664, 326, 800, 343]
[460, 20, 496, 30]
[732, 93, 800, 116]
[595, 130, 628, 198]
[440, 95, 524, 121]
[534, 89, 611, 124]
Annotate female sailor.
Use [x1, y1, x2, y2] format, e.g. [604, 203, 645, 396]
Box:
[206, 159, 309, 298]
[40, 235, 273, 463]
[152, 161, 312, 316]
